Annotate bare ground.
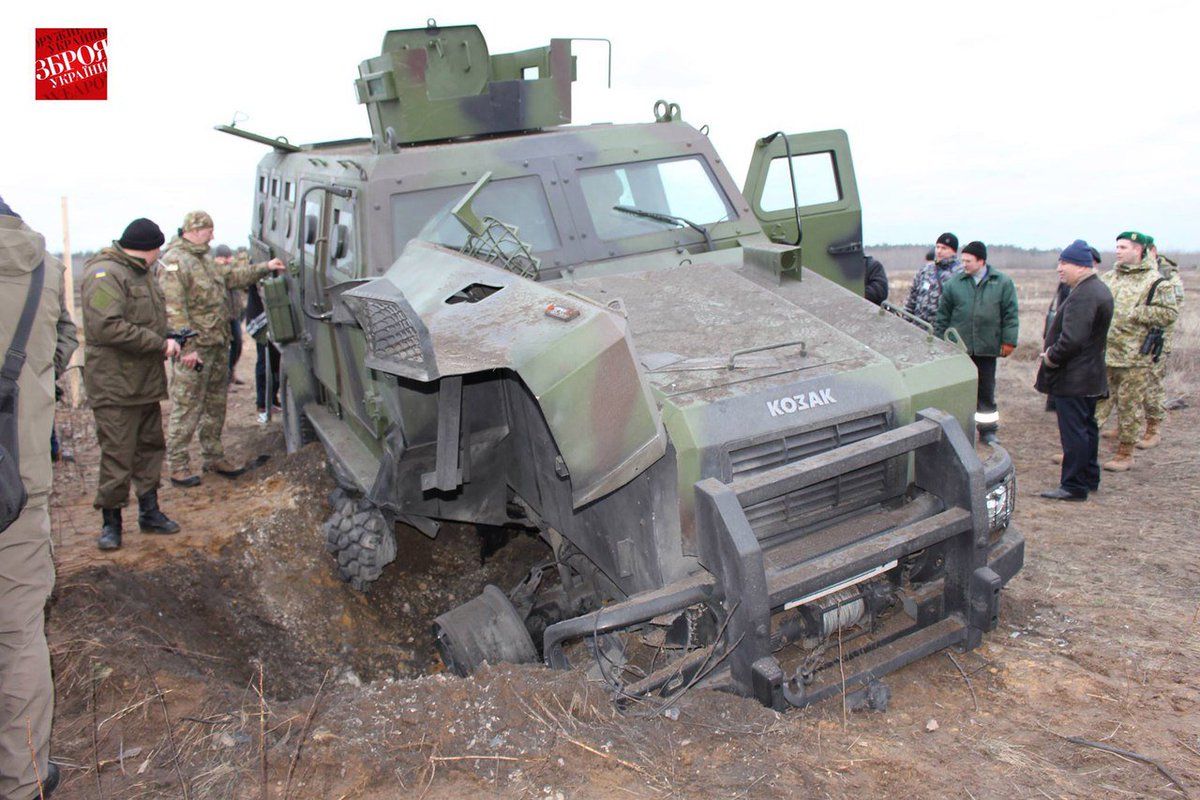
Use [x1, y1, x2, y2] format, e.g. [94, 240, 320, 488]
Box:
[42, 270, 1200, 799]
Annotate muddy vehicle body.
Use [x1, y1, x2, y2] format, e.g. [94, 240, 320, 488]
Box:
[225, 22, 1023, 709]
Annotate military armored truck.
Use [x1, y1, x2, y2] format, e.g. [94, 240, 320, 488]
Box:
[221, 21, 1023, 709]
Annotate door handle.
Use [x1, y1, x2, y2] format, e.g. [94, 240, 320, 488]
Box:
[827, 241, 863, 255]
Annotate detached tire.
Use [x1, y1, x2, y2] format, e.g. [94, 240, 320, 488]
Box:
[323, 495, 397, 592]
[282, 375, 315, 454]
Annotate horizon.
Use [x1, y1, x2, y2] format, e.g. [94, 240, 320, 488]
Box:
[5, 0, 1199, 251]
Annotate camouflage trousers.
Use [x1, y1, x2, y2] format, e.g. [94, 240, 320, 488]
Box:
[1143, 357, 1168, 424]
[167, 345, 230, 470]
[1095, 366, 1149, 445]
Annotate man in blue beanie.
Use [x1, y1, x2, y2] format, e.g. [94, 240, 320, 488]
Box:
[1035, 240, 1113, 500]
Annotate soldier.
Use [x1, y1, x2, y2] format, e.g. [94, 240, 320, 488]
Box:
[213, 244, 246, 385]
[161, 211, 284, 485]
[933, 241, 1019, 444]
[81, 218, 183, 551]
[1094, 231, 1177, 471]
[904, 232, 962, 326]
[0, 196, 75, 798]
[1137, 242, 1184, 449]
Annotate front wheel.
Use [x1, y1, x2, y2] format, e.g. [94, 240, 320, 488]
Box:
[323, 493, 397, 592]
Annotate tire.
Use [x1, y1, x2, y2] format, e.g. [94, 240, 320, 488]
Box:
[323, 497, 397, 592]
[282, 375, 316, 454]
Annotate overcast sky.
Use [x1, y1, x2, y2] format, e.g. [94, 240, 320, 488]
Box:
[4, 0, 1198, 254]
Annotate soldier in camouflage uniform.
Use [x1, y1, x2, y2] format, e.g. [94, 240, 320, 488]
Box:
[1094, 231, 1178, 471]
[904, 232, 963, 326]
[160, 211, 284, 485]
[1137, 243, 1184, 449]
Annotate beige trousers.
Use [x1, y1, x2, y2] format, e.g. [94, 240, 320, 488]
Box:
[0, 498, 54, 800]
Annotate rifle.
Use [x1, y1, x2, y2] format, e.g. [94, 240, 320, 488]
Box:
[166, 329, 203, 371]
[1138, 279, 1169, 364]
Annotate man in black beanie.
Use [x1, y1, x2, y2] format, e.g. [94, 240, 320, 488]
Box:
[905, 232, 962, 325]
[80, 218, 182, 550]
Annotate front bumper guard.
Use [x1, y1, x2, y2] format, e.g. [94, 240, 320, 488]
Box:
[691, 408, 1023, 709]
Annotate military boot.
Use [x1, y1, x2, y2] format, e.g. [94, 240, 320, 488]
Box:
[1103, 442, 1135, 472]
[97, 508, 122, 551]
[169, 468, 201, 488]
[138, 489, 180, 534]
[1136, 420, 1161, 450]
[203, 457, 246, 478]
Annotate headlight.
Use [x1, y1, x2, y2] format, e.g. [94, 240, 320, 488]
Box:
[985, 469, 1016, 535]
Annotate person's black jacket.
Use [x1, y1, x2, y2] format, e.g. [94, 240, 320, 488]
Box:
[1035, 273, 1113, 397]
[864, 255, 889, 305]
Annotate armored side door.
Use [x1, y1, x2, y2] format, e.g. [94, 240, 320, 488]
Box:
[742, 129, 864, 294]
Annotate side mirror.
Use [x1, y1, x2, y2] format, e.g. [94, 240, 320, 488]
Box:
[331, 224, 349, 261]
[304, 214, 318, 246]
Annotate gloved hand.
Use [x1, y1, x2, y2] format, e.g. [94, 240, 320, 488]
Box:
[1000, 343, 1016, 358]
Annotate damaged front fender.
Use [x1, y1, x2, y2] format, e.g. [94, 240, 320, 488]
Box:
[340, 240, 667, 507]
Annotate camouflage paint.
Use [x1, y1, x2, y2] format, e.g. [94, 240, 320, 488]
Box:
[743, 130, 865, 294]
[237, 20, 1001, 618]
[356, 24, 575, 148]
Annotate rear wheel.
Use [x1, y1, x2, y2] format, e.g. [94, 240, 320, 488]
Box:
[323, 492, 397, 591]
[282, 375, 315, 454]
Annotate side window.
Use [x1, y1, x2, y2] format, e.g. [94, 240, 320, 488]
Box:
[760, 152, 841, 211]
[302, 197, 321, 256]
[329, 204, 357, 281]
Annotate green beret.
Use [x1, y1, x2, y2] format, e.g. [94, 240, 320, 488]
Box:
[1116, 230, 1153, 246]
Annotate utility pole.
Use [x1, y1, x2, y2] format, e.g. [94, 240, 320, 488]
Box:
[60, 196, 82, 407]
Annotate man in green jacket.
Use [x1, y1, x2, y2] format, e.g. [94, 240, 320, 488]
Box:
[934, 241, 1019, 445]
[81, 219, 183, 551]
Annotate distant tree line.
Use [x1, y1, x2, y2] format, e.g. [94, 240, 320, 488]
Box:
[50, 244, 1200, 277]
[867, 244, 1199, 274]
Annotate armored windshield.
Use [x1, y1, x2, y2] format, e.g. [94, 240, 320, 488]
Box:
[579, 156, 734, 241]
[392, 176, 561, 258]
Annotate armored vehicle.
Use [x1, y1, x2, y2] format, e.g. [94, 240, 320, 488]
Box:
[222, 22, 1023, 709]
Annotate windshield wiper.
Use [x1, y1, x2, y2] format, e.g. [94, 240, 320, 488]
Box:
[613, 205, 714, 253]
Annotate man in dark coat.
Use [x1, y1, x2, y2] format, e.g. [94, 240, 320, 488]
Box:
[1035, 240, 1114, 501]
[863, 254, 889, 305]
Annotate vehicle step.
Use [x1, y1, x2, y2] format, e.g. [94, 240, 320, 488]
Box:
[765, 507, 971, 608]
[305, 403, 379, 493]
[730, 418, 942, 508]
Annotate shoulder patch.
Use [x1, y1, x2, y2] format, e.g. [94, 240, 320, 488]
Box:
[94, 270, 107, 278]
[89, 286, 117, 312]
[164, 263, 179, 272]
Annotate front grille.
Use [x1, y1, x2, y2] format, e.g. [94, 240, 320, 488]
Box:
[346, 296, 423, 364]
[729, 412, 896, 540]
